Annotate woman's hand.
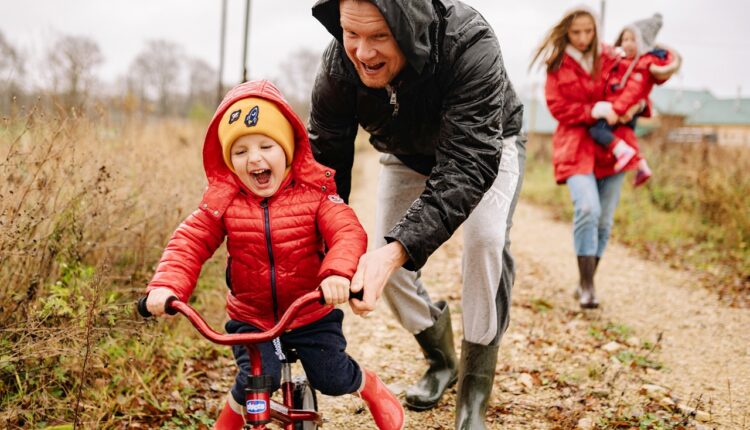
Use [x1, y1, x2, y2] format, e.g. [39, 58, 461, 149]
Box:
[146, 287, 177, 317]
[619, 100, 646, 123]
[320, 275, 351, 305]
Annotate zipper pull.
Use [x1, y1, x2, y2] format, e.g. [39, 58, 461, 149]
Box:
[386, 84, 400, 117]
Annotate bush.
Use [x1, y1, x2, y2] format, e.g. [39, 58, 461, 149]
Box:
[0, 101, 223, 427]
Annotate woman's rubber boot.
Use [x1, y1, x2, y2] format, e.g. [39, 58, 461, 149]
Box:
[454, 340, 499, 430]
[214, 398, 245, 430]
[577, 255, 599, 309]
[574, 257, 600, 298]
[359, 369, 405, 430]
[404, 300, 458, 411]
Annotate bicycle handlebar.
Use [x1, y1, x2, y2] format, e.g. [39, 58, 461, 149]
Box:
[137, 289, 364, 346]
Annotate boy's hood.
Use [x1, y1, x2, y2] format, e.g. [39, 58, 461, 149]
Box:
[312, 0, 437, 75]
[201, 80, 335, 210]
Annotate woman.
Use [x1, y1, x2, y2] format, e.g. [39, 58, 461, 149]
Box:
[531, 7, 640, 309]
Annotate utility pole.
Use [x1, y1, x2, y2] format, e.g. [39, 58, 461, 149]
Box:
[600, 0, 606, 39]
[241, 0, 252, 83]
[217, 0, 227, 104]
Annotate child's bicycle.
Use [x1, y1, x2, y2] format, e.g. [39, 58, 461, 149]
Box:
[137, 289, 363, 430]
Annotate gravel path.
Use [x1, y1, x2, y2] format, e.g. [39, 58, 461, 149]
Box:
[316, 146, 749, 429]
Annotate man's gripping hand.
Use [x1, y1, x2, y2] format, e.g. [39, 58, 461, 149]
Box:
[349, 241, 409, 317]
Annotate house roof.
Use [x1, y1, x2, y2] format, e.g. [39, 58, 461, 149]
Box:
[685, 99, 750, 126]
[522, 98, 655, 136]
[651, 87, 717, 117]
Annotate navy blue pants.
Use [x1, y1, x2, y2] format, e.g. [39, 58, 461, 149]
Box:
[589, 117, 639, 148]
[225, 309, 362, 404]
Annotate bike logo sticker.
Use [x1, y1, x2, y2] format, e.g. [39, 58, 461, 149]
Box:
[246, 399, 267, 414]
[245, 105, 259, 127]
[228, 109, 241, 124]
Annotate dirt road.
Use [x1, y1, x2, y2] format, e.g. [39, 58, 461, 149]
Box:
[320, 146, 749, 429]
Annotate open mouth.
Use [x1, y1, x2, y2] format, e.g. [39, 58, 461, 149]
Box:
[251, 169, 272, 185]
[362, 62, 385, 73]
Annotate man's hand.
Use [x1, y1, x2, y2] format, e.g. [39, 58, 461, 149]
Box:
[146, 287, 177, 317]
[320, 275, 351, 305]
[349, 241, 409, 317]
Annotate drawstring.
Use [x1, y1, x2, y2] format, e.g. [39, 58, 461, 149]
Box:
[272, 337, 286, 361]
[618, 53, 641, 90]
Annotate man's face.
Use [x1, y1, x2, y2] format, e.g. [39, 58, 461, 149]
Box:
[339, 0, 407, 88]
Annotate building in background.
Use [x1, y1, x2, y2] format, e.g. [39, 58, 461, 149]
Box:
[683, 98, 750, 147]
[524, 87, 750, 148]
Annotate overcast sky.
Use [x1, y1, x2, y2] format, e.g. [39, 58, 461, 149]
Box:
[1, 0, 748, 99]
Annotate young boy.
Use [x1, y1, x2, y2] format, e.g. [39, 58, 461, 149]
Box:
[589, 13, 681, 185]
[144, 80, 404, 430]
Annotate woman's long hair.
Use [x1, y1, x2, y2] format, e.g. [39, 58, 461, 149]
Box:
[530, 8, 600, 75]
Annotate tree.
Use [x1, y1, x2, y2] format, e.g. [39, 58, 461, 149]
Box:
[0, 30, 25, 113]
[187, 57, 217, 115]
[46, 35, 103, 108]
[128, 40, 184, 116]
[273, 48, 322, 119]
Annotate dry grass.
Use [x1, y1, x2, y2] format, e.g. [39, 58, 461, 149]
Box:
[521, 135, 750, 306]
[0, 102, 212, 427]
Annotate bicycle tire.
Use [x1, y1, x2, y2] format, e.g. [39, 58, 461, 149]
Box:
[292, 375, 319, 430]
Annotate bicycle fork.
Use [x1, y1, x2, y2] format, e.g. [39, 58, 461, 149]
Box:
[243, 344, 319, 430]
[244, 344, 273, 428]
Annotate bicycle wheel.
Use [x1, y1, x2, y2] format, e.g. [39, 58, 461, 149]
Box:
[292, 375, 318, 430]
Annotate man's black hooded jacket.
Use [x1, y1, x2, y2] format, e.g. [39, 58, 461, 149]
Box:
[309, 0, 524, 270]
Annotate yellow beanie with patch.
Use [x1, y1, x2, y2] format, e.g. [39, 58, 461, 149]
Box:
[217, 97, 295, 172]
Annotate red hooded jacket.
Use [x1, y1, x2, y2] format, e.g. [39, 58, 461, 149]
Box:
[147, 80, 367, 330]
[545, 45, 641, 184]
[604, 49, 676, 116]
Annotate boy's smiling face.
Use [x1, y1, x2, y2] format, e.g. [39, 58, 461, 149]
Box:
[231, 134, 287, 198]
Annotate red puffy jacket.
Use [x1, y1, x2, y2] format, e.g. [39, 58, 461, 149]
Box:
[545, 45, 640, 184]
[605, 49, 676, 116]
[147, 80, 367, 330]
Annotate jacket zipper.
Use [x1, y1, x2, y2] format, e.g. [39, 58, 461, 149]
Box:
[386, 83, 400, 117]
[260, 198, 279, 322]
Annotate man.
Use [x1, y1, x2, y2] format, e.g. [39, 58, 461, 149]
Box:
[309, 0, 525, 428]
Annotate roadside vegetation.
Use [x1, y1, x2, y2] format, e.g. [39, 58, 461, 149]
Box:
[521, 135, 750, 307]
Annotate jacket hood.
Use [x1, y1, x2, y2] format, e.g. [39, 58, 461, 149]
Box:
[201, 80, 336, 214]
[617, 13, 662, 55]
[312, 0, 437, 75]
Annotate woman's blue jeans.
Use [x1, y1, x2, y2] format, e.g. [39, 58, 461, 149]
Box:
[566, 173, 625, 257]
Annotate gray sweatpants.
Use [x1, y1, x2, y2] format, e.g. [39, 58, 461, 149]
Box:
[377, 136, 525, 346]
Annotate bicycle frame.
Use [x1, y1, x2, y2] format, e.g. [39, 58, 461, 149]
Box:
[150, 290, 326, 430]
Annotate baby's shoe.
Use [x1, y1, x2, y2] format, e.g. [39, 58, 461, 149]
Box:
[633, 159, 652, 187]
[612, 140, 636, 172]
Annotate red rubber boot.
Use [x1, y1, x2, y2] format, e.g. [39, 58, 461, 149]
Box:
[214, 400, 245, 430]
[359, 369, 405, 430]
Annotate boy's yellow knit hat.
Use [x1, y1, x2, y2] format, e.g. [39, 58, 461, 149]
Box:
[218, 97, 295, 172]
